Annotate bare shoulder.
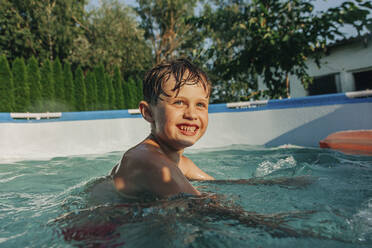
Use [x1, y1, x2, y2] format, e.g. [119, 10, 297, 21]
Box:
[113, 142, 163, 178]
[110, 143, 161, 195]
[112, 143, 200, 197]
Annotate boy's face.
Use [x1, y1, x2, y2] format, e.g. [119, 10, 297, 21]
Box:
[150, 75, 209, 151]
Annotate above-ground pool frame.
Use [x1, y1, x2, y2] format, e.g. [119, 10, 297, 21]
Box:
[1, 90, 371, 160]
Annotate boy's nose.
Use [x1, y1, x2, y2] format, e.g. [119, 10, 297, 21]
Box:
[183, 106, 197, 120]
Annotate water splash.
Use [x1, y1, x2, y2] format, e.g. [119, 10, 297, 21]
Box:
[351, 198, 372, 242]
[255, 156, 297, 177]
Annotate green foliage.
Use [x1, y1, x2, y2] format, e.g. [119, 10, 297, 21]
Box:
[0, 1, 34, 61]
[112, 66, 124, 109]
[63, 61, 75, 110]
[12, 58, 30, 112]
[0, 0, 86, 62]
[0, 0, 150, 86]
[53, 58, 65, 110]
[95, 64, 108, 110]
[40, 59, 55, 111]
[200, 0, 372, 100]
[136, 0, 202, 64]
[127, 77, 138, 108]
[2, 0, 371, 107]
[123, 80, 132, 109]
[0, 55, 14, 112]
[106, 73, 116, 110]
[0, 54, 143, 112]
[69, 0, 152, 77]
[27, 56, 42, 112]
[85, 71, 97, 110]
[135, 76, 143, 104]
[74, 66, 86, 111]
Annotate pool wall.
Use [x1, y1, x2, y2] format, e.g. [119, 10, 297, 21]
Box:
[1, 91, 371, 160]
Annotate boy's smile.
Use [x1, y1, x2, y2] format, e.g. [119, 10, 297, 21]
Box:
[112, 59, 215, 200]
[177, 123, 199, 136]
[148, 76, 209, 151]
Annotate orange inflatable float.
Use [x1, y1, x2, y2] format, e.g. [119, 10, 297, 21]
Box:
[319, 130, 372, 155]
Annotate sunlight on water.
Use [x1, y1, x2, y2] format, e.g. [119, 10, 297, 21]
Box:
[0, 145, 372, 247]
[255, 155, 297, 177]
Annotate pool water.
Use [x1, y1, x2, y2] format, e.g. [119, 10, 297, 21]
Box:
[1, 145, 372, 247]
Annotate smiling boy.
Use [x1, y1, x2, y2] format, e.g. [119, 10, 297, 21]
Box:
[110, 59, 214, 199]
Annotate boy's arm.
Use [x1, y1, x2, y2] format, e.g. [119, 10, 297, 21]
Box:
[112, 151, 201, 198]
[180, 156, 215, 181]
[141, 159, 201, 197]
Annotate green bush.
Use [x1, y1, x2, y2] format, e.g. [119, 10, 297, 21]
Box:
[85, 70, 97, 111]
[112, 66, 124, 109]
[95, 64, 108, 110]
[74, 66, 86, 111]
[53, 58, 65, 110]
[127, 77, 137, 109]
[40, 59, 55, 111]
[12, 57, 29, 112]
[63, 61, 75, 110]
[27, 56, 42, 112]
[0, 55, 14, 112]
[106, 73, 116, 110]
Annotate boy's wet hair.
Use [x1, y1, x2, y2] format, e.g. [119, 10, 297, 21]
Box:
[143, 58, 211, 105]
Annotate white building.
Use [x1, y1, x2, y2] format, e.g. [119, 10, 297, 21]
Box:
[289, 34, 372, 98]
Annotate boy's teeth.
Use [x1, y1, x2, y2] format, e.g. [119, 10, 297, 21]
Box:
[180, 125, 196, 132]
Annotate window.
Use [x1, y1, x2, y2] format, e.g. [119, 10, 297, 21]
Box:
[353, 69, 372, 91]
[308, 73, 339, 96]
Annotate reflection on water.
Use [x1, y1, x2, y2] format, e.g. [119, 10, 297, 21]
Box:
[54, 188, 324, 248]
[1, 145, 372, 247]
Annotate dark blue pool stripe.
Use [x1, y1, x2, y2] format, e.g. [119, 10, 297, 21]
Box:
[1, 92, 371, 123]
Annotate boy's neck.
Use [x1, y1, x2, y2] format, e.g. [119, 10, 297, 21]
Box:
[147, 134, 183, 165]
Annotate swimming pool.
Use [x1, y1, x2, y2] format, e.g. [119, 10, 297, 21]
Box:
[1, 90, 372, 161]
[1, 145, 371, 247]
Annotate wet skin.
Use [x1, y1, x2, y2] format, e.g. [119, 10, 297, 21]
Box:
[111, 76, 214, 199]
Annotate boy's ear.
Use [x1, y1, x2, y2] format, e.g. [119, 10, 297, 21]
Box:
[139, 101, 154, 123]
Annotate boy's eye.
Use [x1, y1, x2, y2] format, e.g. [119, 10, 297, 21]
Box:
[174, 100, 184, 105]
[197, 102, 207, 108]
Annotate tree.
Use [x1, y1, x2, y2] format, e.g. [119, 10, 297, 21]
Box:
[53, 58, 65, 110]
[136, 0, 202, 64]
[74, 66, 86, 111]
[0, 55, 14, 112]
[40, 59, 55, 111]
[127, 77, 138, 108]
[63, 61, 75, 110]
[112, 65, 124, 109]
[200, 0, 372, 100]
[12, 58, 30, 112]
[85, 70, 97, 110]
[0, 1, 35, 62]
[123, 79, 132, 109]
[0, 0, 86, 62]
[95, 64, 108, 110]
[69, 0, 152, 77]
[27, 56, 42, 112]
[106, 73, 116, 110]
[135, 76, 143, 104]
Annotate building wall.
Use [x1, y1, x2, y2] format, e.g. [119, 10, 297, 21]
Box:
[290, 38, 372, 98]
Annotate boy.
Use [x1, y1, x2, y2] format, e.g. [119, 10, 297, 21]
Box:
[111, 59, 215, 199]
